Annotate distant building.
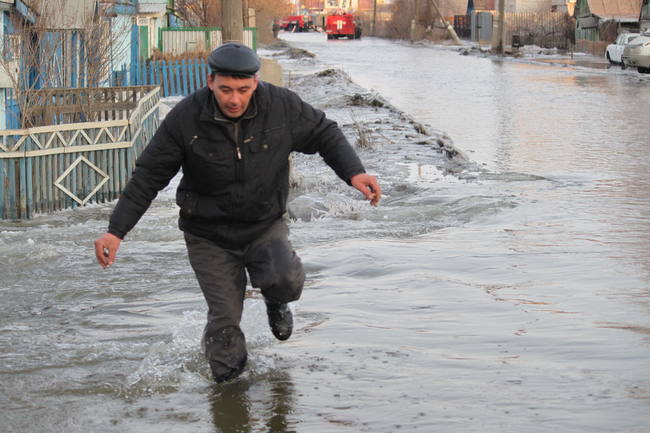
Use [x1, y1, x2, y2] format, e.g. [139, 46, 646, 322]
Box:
[0, 0, 14, 129]
[470, 0, 496, 11]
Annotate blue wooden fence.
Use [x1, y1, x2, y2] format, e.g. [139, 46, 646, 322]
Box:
[123, 58, 210, 97]
[0, 86, 160, 219]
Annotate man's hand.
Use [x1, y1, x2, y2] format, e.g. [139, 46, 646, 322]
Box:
[350, 173, 381, 207]
[94, 233, 122, 268]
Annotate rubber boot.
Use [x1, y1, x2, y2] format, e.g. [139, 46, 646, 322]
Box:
[202, 324, 247, 383]
[265, 302, 293, 341]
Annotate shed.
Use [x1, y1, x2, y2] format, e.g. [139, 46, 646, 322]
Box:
[136, 0, 169, 59]
[577, 0, 641, 28]
[575, 0, 641, 53]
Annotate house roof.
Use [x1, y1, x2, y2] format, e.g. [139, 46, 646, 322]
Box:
[137, 0, 167, 15]
[137, 3, 166, 14]
[586, 0, 641, 21]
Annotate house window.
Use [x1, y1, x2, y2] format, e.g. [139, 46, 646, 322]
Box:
[3, 33, 20, 61]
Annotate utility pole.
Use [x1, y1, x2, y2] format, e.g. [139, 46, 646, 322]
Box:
[222, 0, 244, 43]
[371, 0, 377, 36]
[242, 0, 249, 27]
[427, 0, 462, 45]
[493, 0, 506, 54]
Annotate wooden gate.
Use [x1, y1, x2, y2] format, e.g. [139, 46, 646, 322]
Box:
[0, 86, 160, 219]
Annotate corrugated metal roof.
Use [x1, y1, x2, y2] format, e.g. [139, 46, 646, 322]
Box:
[586, 0, 641, 20]
[137, 3, 166, 14]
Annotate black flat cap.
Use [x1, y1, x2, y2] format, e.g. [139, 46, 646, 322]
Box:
[208, 43, 260, 77]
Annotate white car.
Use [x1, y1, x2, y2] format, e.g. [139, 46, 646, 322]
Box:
[622, 31, 650, 73]
[606, 33, 639, 65]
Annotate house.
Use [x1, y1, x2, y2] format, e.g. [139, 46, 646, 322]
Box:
[101, 1, 138, 84]
[0, 0, 143, 128]
[0, 0, 35, 129]
[28, 0, 96, 88]
[135, 0, 168, 59]
[1, 0, 13, 129]
[575, 0, 641, 47]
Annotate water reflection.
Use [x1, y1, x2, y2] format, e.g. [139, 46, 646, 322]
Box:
[209, 372, 296, 433]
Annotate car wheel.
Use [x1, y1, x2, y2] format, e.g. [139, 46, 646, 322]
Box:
[638, 66, 650, 74]
[606, 52, 614, 64]
[621, 60, 626, 70]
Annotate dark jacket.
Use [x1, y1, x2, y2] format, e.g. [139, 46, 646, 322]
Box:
[108, 81, 366, 248]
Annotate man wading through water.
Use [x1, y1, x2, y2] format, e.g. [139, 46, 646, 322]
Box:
[94, 43, 381, 383]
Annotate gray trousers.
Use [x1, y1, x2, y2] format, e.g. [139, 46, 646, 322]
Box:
[184, 220, 305, 380]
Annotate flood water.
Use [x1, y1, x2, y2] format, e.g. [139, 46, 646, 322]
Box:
[2, 33, 650, 433]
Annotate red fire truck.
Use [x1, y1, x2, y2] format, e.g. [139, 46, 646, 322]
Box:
[325, 13, 362, 39]
[282, 15, 314, 32]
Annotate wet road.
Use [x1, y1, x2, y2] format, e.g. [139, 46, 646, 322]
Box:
[2, 33, 650, 433]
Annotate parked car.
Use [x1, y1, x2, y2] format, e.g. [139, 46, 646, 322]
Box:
[622, 31, 650, 73]
[606, 33, 639, 65]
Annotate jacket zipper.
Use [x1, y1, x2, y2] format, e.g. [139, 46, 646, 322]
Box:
[233, 123, 243, 183]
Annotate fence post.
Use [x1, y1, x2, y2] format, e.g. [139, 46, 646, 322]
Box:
[8, 160, 16, 218]
[150, 60, 155, 87]
[0, 160, 5, 218]
[130, 62, 137, 85]
[194, 58, 202, 90]
[162, 60, 169, 97]
[202, 59, 209, 84]
[175, 59, 182, 96]
[182, 59, 189, 95]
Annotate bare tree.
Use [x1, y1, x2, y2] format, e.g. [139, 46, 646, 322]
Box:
[170, 0, 221, 27]
[0, 3, 70, 128]
[168, 0, 292, 44]
[81, 3, 131, 88]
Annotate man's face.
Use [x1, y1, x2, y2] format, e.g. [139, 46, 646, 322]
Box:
[208, 74, 258, 119]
